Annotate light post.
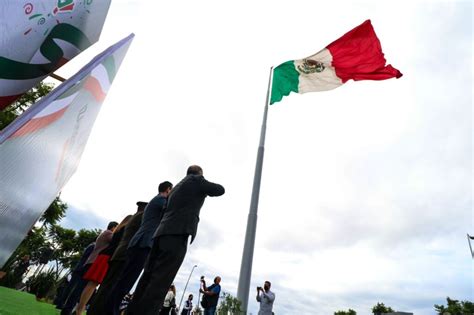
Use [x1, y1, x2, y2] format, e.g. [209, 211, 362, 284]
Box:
[467, 234, 474, 258]
[179, 264, 197, 313]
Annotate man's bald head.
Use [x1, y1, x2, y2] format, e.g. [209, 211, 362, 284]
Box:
[187, 165, 203, 176]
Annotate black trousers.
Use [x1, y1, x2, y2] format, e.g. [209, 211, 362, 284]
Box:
[105, 246, 151, 315]
[126, 235, 189, 315]
[59, 264, 91, 315]
[87, 259, 126, 315]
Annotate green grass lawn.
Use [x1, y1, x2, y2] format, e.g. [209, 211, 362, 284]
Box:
[0, 286, 59, 315]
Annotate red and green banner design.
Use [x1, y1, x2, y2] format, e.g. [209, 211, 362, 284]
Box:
[8, 54, 116, 140]
[0, 23, 91, 110]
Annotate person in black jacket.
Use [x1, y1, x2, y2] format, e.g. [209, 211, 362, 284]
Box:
[127, 165, 225, 315]
[105, 182, 172, 315]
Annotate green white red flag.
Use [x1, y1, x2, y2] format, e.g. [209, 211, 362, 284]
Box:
[0, 0, 111, 110]
[270, 20, 402, 104]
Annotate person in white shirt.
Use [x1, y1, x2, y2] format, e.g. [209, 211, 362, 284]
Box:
[256, 281, 275, 315]
[160, 285, 176, 314]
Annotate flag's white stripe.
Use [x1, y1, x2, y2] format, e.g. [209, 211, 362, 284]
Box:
[90, 64, 111, 93]
[30, 48, 51, 64]
[34, 92, 78, 118]
[53, 38, 83, 61]
[295, 48, 343, 93]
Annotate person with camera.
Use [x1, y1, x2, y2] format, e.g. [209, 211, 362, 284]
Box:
[200, 276, 221, 315]
[256, 281, 275, 315]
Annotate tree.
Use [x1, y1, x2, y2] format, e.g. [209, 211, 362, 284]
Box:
[434, 297, 474, 315]
[1, 227, 47, 271]
[74, 228, 101, 252]
[67, 228, 101, 269]
[0, 82, 54, 130]
[44, 225, 101, 279]
[40, 197, 67, 227]
[1, 196, 68, 271]
[335, 309, 357, 315]
[48, 224, 77, 279]
[372, 302, 394, 315]
[27, 267, 57, 299]
[217, 292, 243, 315]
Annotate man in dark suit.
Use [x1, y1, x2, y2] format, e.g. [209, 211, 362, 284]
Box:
[127, 165, 225, 315]
[87, 201, 148, 315]
[106, 181, 173, 315]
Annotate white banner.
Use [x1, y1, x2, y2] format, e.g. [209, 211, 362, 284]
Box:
[0, 34, 134, 266]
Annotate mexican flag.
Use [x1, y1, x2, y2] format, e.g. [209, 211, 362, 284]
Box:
[270, 20, 402, 104]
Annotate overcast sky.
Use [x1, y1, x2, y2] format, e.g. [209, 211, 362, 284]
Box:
[54, 0, 472, 314]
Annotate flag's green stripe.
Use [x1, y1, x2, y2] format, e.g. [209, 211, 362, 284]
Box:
[102, 55, 117, 82]
[56, 80, 84, 99]
[40, 23, 91, 61]
[0, 24, 90, 80]
[270, 60, 299, 104]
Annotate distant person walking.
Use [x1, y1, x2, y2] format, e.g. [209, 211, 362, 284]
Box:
[87, 201, 148, 315]
[200, 276, 221, 315]
[160, 285, 176, 315]
[106, 181, 173, 315]
[127, 165, 225, 315]
[256, 281, 275, 315]
[181, 294, 193, 315]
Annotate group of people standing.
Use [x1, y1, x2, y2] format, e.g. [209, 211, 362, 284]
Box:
[55, 165, 225, 315]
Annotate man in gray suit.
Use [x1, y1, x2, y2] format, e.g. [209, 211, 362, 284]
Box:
[127, 165, 225, 315]
[106, 182, 173, 315]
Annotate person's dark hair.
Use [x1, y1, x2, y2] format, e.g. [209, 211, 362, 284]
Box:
[158, 181, 173, 193]
[265, 281, 271, 287]
[187, 165, 203, 175]
[114, 215, 133, 233]
[107, 221, 119, 230]
[214, 276, 221, 283]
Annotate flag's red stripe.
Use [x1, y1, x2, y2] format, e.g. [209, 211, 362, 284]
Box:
[60, 4, 75, 12]
[326, 20, 402, 83]
[9, 106, 68, 138]
[84, 76, 106, 102]
[57, 57, 69, 68]
[0, 94, 22, 110]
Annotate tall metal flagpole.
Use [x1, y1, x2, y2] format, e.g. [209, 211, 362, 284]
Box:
[237, 67, 274, 313]
[178, 264, 197, 312]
